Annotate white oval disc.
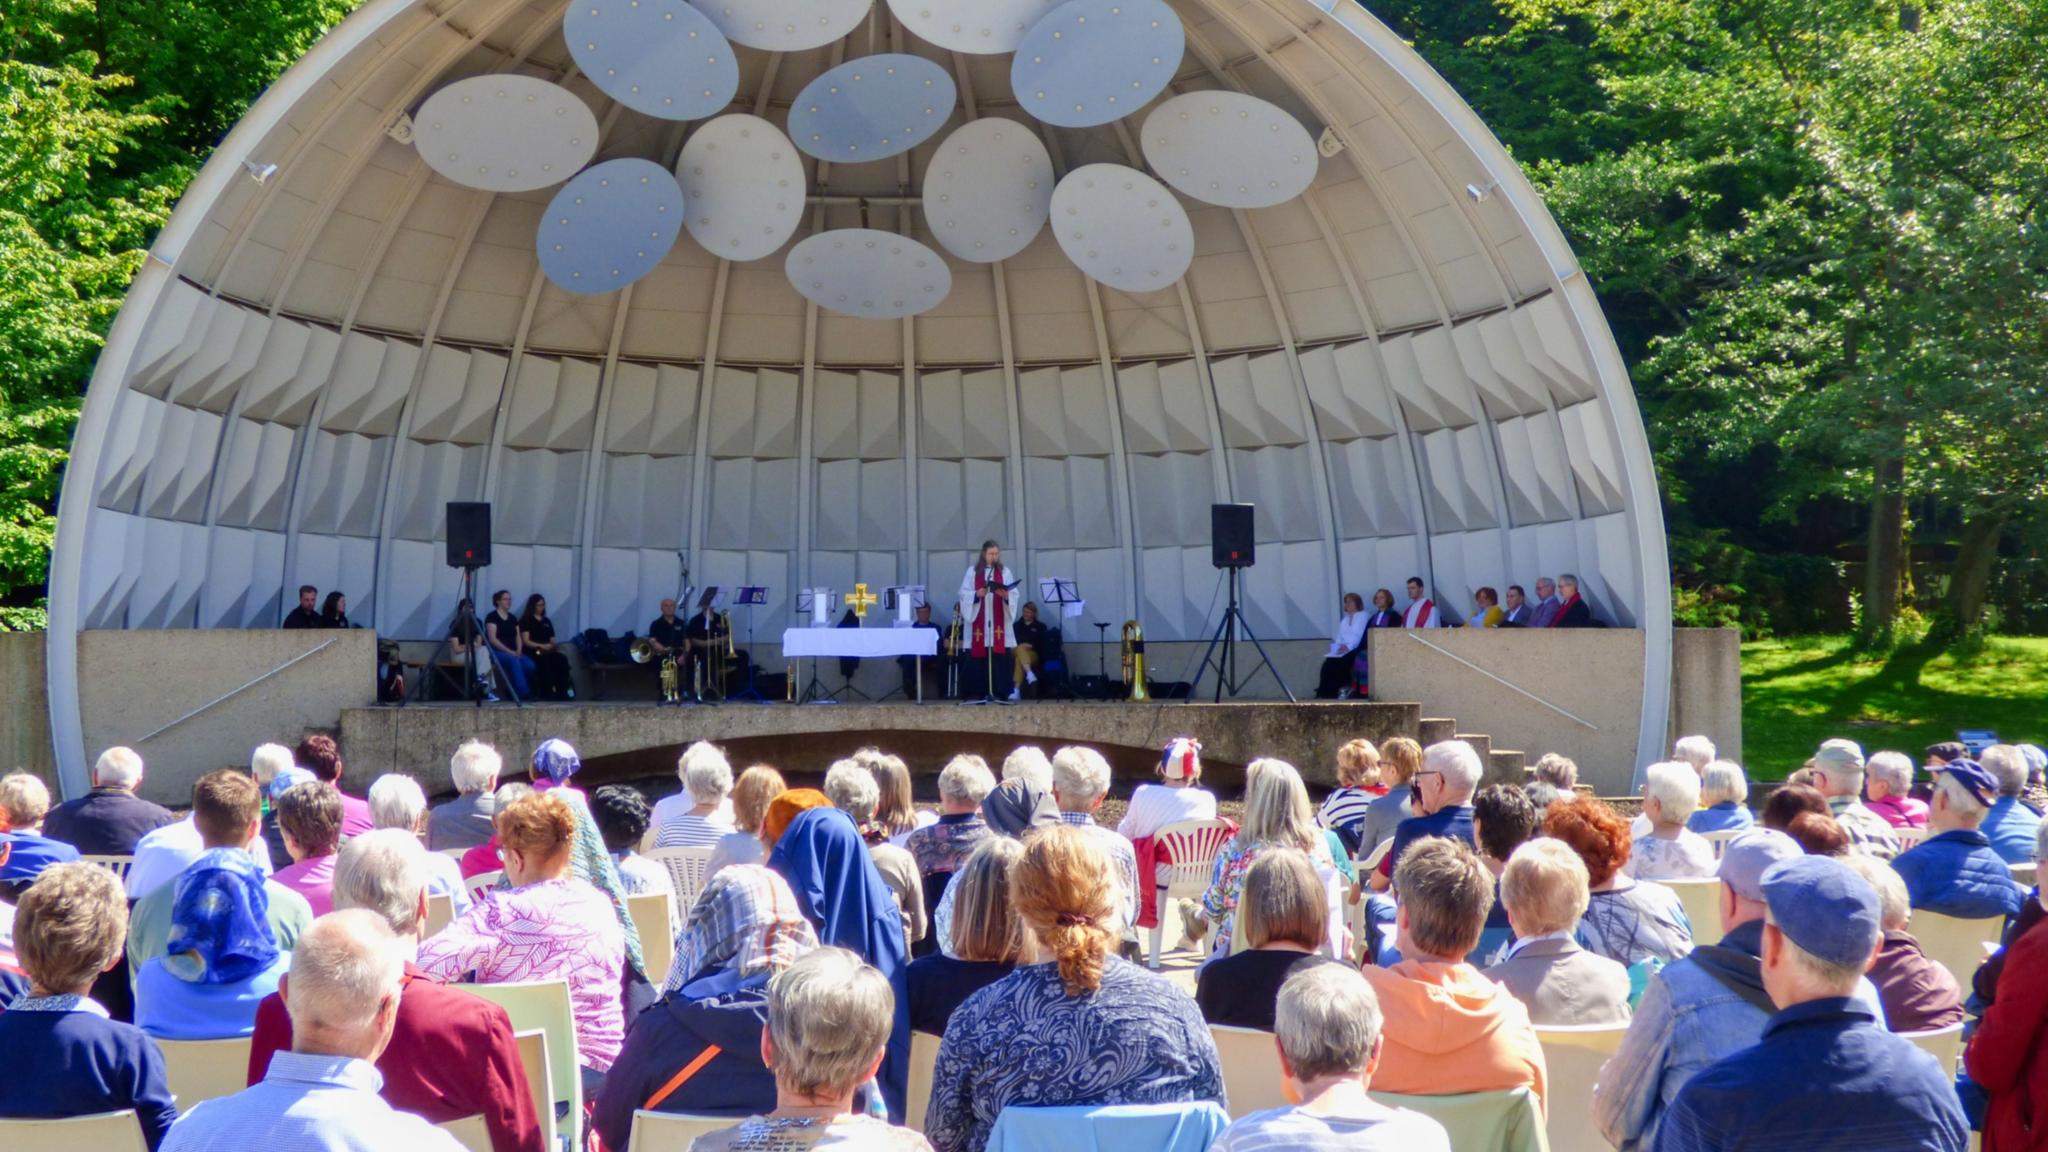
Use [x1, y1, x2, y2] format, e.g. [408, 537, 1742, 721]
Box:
[785, 229, 953, 318]
[1141, 91, 1317, 209]
[789, 54, 957, 163]
[696, 0, 871, 51]
[921, 119, 1052, 263]
[415, 75, 598, 192]
[1049, 163, 1191, 294]
[1011, 0, 1184, 128]
[674, 114, 805, 262]
[537, 158, 684, 294]
[565, 0, 738, 121]
[886, 0, 1061, 54]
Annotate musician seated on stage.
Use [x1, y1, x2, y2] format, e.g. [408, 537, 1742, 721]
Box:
[680, 596, 747, 703]
[646, 598, 686, 657]
[897, 603, 945, 700]
[1012, 602, 1053, 700]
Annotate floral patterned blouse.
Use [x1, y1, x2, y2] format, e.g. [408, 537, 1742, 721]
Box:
[905, 814, 991, 877]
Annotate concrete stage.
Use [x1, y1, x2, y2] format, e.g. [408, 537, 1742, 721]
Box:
[337, 699, 1422, 796]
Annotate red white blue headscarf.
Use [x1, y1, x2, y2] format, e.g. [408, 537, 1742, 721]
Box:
[1161, 737, 1202, 781]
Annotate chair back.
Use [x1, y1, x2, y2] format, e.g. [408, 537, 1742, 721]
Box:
[1900, 1021, 1966, 1078]
[80, 854, 135, 880]
[986, 1101, 1231, 1152]
[463, 869, 503, 901]
[626, 1109, 736, 1152]
[646, 846, 716, 911]
[156, 1036, 255, 1108]
[1659, 877, 1721, 940]
[1152, 820, 1236, 899]
[423, 891, 456, 940]
[1535, 1023, 1630, 1151]
[626, 892, 676, 987]
[1368, 1087, 1550, 1152]
[1894, 826, 1929, 850]
[463, 979, 581, 1146]
[0, 1111, 150, 1152]
[1699, 829, 1744, 859]
[513, 1028, 550, 1142]
[437, 1114, 491, 1152]
[1209, 1023, 1287, 1118]
[907, 1030, 942, 1132]
[2012, 861, 2038, 889]
[1912, 910, 2006, 988]
[1359, 836, 1395, 874]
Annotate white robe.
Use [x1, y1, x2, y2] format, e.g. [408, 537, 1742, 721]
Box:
[957, 562, 1019, 652]
[1403, 598, 1440, 628]
[1328, 610, 1368, 656]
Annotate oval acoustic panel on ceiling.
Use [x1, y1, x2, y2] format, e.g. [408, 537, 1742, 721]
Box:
[697, 0, 872, 52]
[1050, 162, 1192, 294]
[886, 0, 1061, 54]
[1141, 91, 1318, 209]
[785, 228, 953, 318]
[675, 113, 806, 262]
[788, 53, 958, 163]
[922, 118, 1053, 263]
[565, 0, 738, 121]
[1011, 0, 1184, 128]
[537, 157, 684, 293]
[413, 75, 597, 193]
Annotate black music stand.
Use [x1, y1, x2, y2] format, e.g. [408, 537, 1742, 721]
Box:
[726, 585, 772, 702]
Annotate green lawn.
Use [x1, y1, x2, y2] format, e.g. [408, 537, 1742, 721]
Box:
[1741, 635, 2048, 780]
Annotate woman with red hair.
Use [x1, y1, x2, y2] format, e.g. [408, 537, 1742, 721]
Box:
[1544, 797, 1693, 967]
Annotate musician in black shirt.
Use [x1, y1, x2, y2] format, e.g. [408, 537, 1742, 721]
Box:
[520, 593, 575, 700]
[646, 598, 687, 654]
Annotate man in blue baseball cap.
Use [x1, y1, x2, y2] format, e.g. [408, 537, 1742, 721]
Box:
[1889, 758, 2028, 919]
[1653, 855, 1969, 1151]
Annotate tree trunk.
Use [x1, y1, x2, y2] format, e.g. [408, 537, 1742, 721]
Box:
[1940, 511, 2007, 641]
[1859, 452, 1907, 648]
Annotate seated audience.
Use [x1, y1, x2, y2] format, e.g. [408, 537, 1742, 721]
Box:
[0, 772, 81, 894]
[1839, 855, 1963, 1032]
[824, 758, 927, 950]
[426, 740, 501, 851]
[1358, 737, 1424, 857]
[42, 746, 176, 855]
[1116, 736, 1220, 842]
[1467, 585, 1504, 628]
[1809, 739, 1902, 858]
[1760, 782, 1831, 831]
[1863, 750, 1928, 829]
[1629, 762, 1718, 881]
[1672, 735, 1717, 775]
[1652, 855, 1968, 1152]
[1687, 760, 1755, 834]
[1196, 849, 1330, 1030]
[760, 789, 832, 853]
[248, 831, 542, 1152]
[1472, 783, 1542, 962]
[1211, 963, 1452, 1152]
[906, 838, 1025, 1035]
[693, 947, 933, 1152]
[929, 777, 1061, 959]
[866, 749, 937, 848]
[1524, 780, 1567, 811]
[367, 774, 472, 916]
[1890, 758, 2028, 919]
[653, 741, 737, 848]
[925, 826, 1223, 1152]
[594, 865, 820, 1149]
[526, 736, 587, 798]
[0, 862, 177, 1148]
[1193, 758, 1336, 956]
[591, 784, 678, 920]
[1545, 796, 1693, 966]
[708, 764, 786, 875]
[1314, 738, 1383, 856]
[418, 791, 627, 1081]
[1051, 746, 1139, 927]
[1532, 752, 1579, 793]
[128, 771, 312, 982]
[1785, 811, 1852, 857]
[1357, 837, 1546, 1104]
[1486, 837, 1632, 1025]
[272, 781, 344, 916]
[1981, 744, 2044, 864]
[297, 733, 373, 839]
[1001, 745, 1055, 793]
[1969, 820, 2048, 1152]
[249, 743, 303, 871]
[907, 755, 998, 884]
[135, 849, 292, 1039]
[161, 911, 467, 1152]
[457, 781, 530, 879]
[1369, 739, 1481, 892]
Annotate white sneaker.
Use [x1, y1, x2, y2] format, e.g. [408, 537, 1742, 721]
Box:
[1007, 687, 1020, 701]
[1025, 669, 1038, 684]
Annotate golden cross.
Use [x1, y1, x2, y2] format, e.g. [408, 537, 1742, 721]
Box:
[847, 582, 878, 619]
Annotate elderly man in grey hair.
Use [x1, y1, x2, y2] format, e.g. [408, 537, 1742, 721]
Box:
[1810, 739, 1901, 859]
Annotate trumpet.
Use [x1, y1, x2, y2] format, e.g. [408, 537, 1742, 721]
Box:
[943, 606, 963, 657]
[1121, 620, 1150, 701]
[631, 637, 681, 702]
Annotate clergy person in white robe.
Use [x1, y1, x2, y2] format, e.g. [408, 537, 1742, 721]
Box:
[958, 539, 1020, 702]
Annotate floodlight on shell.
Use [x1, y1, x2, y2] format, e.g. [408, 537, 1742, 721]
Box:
[922, 119, 1053, 263]
[886, 0, 1061, 54]
[1050, 163, 1192, 294]
[789, 54, 957, 163]
[698, 0, 872, 52]
[1141, 91, 1318, 209]
[537, 158, 684, 294]
[414, 75, 597, 192]
[675, 114, 805, 262]
[565, 0, 738, 121]
[1011, 0, 1184, 129]
[786, 229, 953, 318]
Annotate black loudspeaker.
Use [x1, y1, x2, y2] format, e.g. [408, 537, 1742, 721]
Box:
[1211, 503, 1255, 569]
[446, 502, 492, 568]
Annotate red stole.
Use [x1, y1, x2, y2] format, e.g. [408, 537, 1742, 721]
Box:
[1549, 594, 1581, 627]
[970, 566, 1008, 656]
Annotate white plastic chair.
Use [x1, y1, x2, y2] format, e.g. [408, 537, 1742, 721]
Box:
[1894, 826, 1929, 851]
[645, 846, 715, 913]
[1368, 1087, 1548, 1152]
[1901, 1021, 1966, 1077]
[626, 1109, 736, 1151]
[0, 1111, 150, 1152]
[422, 891, 456, 940]
[1210, 1023, 1288, 1118]
[1700, 829, 1745, 859]
[464, 980, 580, 1152]
[1660, 877, 1721, 940]
[1144, 818, 1235, 968]
[626, 891, 675, 988]
[907, 1030, 942, 1132]
[463, 869, 503, 901]
[1536, 1023, 1630, 1151]
[79, 854, 135, 880]
[1912, 911, 2006, 990]
[156, 1036, 255, 1108]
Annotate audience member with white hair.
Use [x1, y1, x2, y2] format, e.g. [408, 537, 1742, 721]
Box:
[1117, 736, 1219, 841]
[905, 754, 998, 882]
[1050, 746, 1139, 928]
[368, 774, 471, 916]
[42, 745, 176, 857]
[1861, 750, 1928, 830]
[1368, 739, 1481, 892]
[249, 741, 309, 866]
[1628, 762, 1718, 881]
[426, 740, 501, 851]
[1839, 854, 1963, 1033]
[1889, 758, 2028, 919]
[1808, 739, 1902, 858]
[0, 772, 81, 894]
[247, 832, 543, 1152]
[1687, 761, 1755, 834]
[1672, 735, 1717, 774]
[825, 758, 927, 951]
[1211, 963, 1451, 1152]
[1531, 752, 1579, 793]
[1000, 745, 1054, 793]
[1978, 744, 2043, 864]
[652, 741, 738, 848]
[1190, 758, 1338, 956]
[1485, 837, 1631, 1025]
[163, 910, 467, 1152]
[1196, 849, 1332, 1030]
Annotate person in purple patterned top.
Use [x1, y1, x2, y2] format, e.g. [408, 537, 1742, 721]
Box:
[905, 757, 997, 879]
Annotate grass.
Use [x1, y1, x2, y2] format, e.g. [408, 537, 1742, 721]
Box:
[1741, 634, 2048, 780]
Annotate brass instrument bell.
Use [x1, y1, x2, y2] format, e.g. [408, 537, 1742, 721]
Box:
[1121, 620, 1150, 701]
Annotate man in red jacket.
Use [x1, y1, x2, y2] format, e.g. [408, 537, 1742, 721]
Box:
[247, 830, 542, 1152]
[1969, 821, 2048, 1152]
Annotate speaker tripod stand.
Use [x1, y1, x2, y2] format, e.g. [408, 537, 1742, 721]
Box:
[408, 565, 523, 708]
[1187, 567, 1295, 703]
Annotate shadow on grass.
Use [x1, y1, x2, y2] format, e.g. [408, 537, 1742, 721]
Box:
[1743, 641, 1863, 687]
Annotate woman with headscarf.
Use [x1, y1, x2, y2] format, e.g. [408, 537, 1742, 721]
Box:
[767, 805, 913, 1120]
[134, 849, 290, 1039]
[592, 865, 819, 1151]
[929, 777, 1061, 960]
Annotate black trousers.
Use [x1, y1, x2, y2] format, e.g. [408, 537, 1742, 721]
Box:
[1315, 653, 1356, 698]
[531, 649, 574, 699]
[966, 651, 1014, 700]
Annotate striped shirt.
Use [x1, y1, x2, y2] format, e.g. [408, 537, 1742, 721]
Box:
[161, 1051, 463, 1152]
[1316, 787, 1378, 840]
[654, 811, 737, 850]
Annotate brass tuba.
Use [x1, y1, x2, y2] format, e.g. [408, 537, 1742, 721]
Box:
[1121, 620, 1150, 701]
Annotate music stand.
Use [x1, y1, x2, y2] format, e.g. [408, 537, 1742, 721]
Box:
[727, 585, 771, 702]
